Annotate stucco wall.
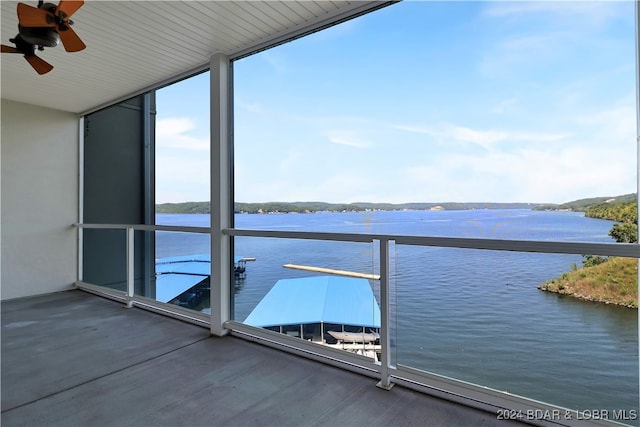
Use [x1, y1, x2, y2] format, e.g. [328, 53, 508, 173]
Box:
[1, 99, 78, 300]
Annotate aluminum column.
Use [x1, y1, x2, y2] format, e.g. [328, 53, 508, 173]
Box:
[210, 53, 233, 336]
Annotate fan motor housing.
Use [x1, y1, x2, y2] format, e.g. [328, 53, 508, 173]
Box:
[19, 26, 59, 48]
[42, 2, 58, 12]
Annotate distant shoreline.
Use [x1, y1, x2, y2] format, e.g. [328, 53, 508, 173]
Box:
[157, 201, 544, 215]
[156, 193, 637, 215]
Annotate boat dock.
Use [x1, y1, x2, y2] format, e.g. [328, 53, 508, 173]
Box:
[244, 275, 382, 361]
[155, 254, 254, 310]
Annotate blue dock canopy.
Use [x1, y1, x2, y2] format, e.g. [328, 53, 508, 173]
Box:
[155, 274, 207, 303]
[155, 254, 210, 302]
[155, 254, 251, 303]
[244, 276, 381, 328]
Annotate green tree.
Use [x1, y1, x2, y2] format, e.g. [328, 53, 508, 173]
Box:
[582, 254, 608, 267]
[609, 223, 638, 243]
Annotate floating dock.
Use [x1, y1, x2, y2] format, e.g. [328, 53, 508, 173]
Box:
[155, 254, 254, 307]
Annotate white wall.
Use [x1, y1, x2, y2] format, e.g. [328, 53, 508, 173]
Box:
[1, 99, 78, 300]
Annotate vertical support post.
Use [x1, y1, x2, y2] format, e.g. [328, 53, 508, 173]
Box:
[211, 53, 232, 336]
[126, 226, 135, 308]
[376, 238, 394, 390]
[142, 93, 156, 299]
[77, 116, 85, 283]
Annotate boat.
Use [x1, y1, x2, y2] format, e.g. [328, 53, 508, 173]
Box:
[327, 330, 379, 343]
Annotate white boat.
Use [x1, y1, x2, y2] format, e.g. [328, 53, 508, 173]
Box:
[327, 330, 379, 343]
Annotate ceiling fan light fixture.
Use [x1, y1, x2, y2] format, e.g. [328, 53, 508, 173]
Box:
[19, 26, 60, 48]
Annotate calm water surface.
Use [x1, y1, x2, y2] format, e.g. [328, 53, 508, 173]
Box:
[156, 210, 638, 422]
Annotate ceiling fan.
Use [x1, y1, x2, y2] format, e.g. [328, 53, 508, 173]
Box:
[1, 1, 86, 75]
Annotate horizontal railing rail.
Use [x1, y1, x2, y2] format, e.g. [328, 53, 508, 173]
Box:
[74, 223, 211, 234]
[75, 223, 640, 258]
[226, 228, 640, 257]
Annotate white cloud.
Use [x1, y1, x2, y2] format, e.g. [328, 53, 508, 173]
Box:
[155, 117, 210, 203]
[236, 101, 264, 114]
[451, 127, 508, 149]
[395, 123, 571, 150]
[233, 100, 632, 204]
[392, 124, 435, 136]
[156, 118, 209, 151]
[501, 34, 558, 52]
[477, 1, 632, 80]
[477, 34, 561, 78]
[399, 141, 632, 204]
[156, 152, 210, 203]
[575, 102, 636, 144]
[482, 1, 624, 28]
[261, 51, 291, 75]
[156, 117, 193, 135]
[327, 131, 370, 148]
[490, 98, 518, 115]
[388, 100, 634, 203]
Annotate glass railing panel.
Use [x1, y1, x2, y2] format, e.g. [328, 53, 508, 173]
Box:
[82, 228, 127, 291]
[393, 245, 638, 423]
[233, 236, 381, 361]
[155, 229, 210, 259]
[131, 229, 211, 314]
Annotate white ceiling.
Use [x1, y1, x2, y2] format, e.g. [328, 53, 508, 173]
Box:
[1, 1, 390, 114]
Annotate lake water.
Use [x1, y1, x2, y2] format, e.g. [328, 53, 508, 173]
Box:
[156, 209, 638, 422]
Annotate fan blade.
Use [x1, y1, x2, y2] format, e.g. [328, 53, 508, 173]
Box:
[1, 45, 22, 53]
[58, 25, 85, 52]
[24, 54, 54, 75]
[56, 0, 84, 18]
[17, 3, 55, 28]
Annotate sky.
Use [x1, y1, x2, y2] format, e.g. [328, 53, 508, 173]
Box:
[156, 1, 638, 205]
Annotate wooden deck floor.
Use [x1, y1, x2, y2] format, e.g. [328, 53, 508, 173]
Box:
[2, 290, 526, 427]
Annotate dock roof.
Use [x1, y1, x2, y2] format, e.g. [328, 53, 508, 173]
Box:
[244, 276, 381, 328]
[155, 254, 248, 303]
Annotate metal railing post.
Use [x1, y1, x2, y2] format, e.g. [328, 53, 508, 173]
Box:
[210, 52, 233, 336]
[376, 238, 394, 390]
[126, 226, 135, 308]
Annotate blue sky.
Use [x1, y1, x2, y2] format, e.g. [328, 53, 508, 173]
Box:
[156, 1, 637, 205]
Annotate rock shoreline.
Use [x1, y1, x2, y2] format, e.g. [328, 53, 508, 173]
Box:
[538, 281, 637, 309]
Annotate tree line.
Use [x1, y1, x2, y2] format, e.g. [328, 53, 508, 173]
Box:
[157, 201, 539, 214]
[534, 192, 636, 212]
[585, 201, 638, 243]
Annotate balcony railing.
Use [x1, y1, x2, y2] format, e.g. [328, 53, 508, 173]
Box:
[74, 222, 640, 427]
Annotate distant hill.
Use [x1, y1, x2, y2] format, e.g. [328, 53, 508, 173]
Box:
[352, 201, 538, 211]
[534, 193, 637, 212]
[157, 194, 636, 215]
[157, 201, 542, 214]
[585, 200, 638, 224]
[156, 201, 210, 214]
